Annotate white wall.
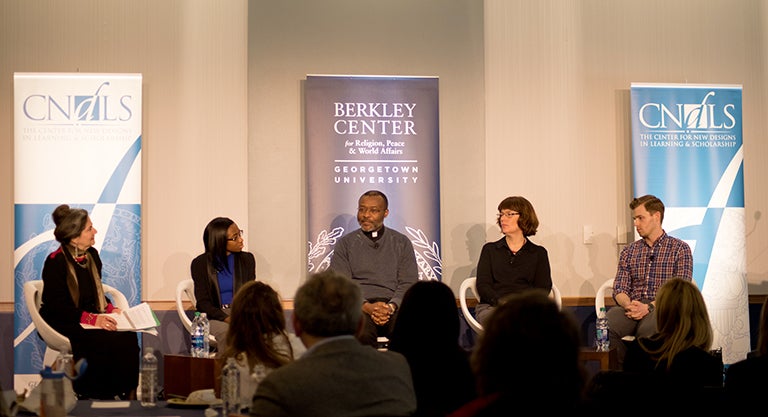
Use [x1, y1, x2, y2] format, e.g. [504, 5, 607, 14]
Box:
[1, 0, 766, 306]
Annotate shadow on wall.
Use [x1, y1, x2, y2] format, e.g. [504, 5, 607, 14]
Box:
[448, 223, 485, 290]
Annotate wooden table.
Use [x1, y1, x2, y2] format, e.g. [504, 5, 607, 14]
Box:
[579, 347, 618, 370]
[163, 354, 220, 400]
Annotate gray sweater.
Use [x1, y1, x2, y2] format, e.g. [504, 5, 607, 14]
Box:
[329, 226, 419, 307]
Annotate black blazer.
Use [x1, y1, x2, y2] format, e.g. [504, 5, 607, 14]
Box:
[190, 251, 256, 321]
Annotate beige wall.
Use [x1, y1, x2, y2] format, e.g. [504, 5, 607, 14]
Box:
[1, 0, 767, 306]
[0, 0, 250, 303]
[484, 0, 768, 297]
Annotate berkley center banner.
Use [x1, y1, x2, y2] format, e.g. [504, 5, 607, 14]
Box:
[305, 75, 441, 281]
[13, 73, 143, 391]
[630, 83, 748, 364]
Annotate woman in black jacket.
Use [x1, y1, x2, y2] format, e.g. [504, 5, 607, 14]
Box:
[190, 217, 255, 354]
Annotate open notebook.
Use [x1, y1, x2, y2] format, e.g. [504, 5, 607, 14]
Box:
[81, 302, 160, 335]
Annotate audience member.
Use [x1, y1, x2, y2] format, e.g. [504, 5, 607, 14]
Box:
[623, 278, 722, 385]
[218, 280, 305, 410]
[608, 195, 693, 365]
[39, 204, 139, 399]
[724, 296, 768, 410]
[449, 290, 587, 416]
[588, 278, 721, 413]
[249, 270, 416, 417]
[329, 189, 419, 347]
[191, 217, 256, 354]
[388, 280, 477, 417]
[474, 196, 552, 325]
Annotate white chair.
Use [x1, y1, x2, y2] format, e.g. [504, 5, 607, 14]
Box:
[23, 279, 131, 356]
[550, 282, 563, 311]
[595, 277, 638, 342]
[459, 277, 484, 334]
[175, 278, 217, 345]
[459, 277, 563, 334]
[595, 278, 615, 317]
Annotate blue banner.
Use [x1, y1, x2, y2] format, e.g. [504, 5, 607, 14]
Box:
[13, 73, 143, 390]
[630, 83, 748, 364]
[305, 75, 441, 281]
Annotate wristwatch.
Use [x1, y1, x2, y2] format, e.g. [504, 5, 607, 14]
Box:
[647, 302, 655, 313]
[388, 303, 397, 314]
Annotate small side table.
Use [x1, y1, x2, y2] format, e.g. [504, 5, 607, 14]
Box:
[163, 354, 220, 400]
[579, 347, 617, 371]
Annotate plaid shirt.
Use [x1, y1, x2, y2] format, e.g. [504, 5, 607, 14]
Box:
[614, 231, 693, 302]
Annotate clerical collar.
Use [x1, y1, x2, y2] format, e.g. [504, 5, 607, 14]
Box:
[363, 226, 385, 241]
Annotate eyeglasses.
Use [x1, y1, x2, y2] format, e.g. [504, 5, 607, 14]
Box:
[497, 211, 520, 219]
[227, 230, 244, 241]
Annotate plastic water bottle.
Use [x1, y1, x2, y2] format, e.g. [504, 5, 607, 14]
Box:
[190, 312, 207, 358]
[221, 357, 240, 415]
[40, 366, 65, 417]
[199, 312, 210, 356]
[140, 347, 158, 407]
[596, 307, 610, 351]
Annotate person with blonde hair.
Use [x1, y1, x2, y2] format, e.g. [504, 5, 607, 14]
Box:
[623, 277, 721, 385]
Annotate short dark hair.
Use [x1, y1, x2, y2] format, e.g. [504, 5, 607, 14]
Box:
[496, 196, 540, 237]
[630, 195, 665, 223]
[294, 270, 362, 337]
[360, 190, 388, 209]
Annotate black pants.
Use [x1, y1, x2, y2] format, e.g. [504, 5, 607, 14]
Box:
[357, 298, 399, 347]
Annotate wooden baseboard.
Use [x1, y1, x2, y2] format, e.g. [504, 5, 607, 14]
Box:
[3, 294, 764, 313]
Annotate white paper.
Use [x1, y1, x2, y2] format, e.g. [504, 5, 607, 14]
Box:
[81, 302, 160, 333]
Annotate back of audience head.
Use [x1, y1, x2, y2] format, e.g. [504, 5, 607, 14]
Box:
[755, 296, 768, 357]
[389, 280, 461, 354]
[651, 277, 712, 369]
[294, 270, 363, 337]
[472, 289, 585, 406]
[222, 280, 292, 368]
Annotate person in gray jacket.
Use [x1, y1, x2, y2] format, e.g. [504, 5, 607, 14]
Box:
[250, 270, 417, 417]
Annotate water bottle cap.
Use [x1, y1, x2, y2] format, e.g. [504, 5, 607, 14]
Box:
[40, 366, 65, 379]
[194, 311, 200, 317]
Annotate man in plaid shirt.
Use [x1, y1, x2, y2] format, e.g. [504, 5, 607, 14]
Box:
[607, 195, 693, 365]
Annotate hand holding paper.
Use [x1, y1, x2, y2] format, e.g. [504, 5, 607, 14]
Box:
[82, 302, 160, 335]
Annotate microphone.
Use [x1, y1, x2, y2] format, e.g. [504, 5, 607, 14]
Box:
[373, 242, 379, 249]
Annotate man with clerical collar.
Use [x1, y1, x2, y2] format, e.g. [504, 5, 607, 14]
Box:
[329, 189, 419, 347]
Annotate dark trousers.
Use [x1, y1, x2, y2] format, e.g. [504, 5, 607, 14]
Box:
[357, 298, 398, 347]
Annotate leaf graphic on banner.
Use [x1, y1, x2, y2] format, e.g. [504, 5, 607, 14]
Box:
[406, 226, 442, 281]
[307, 227, 344, 273]
[414, 251, 438, 281]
